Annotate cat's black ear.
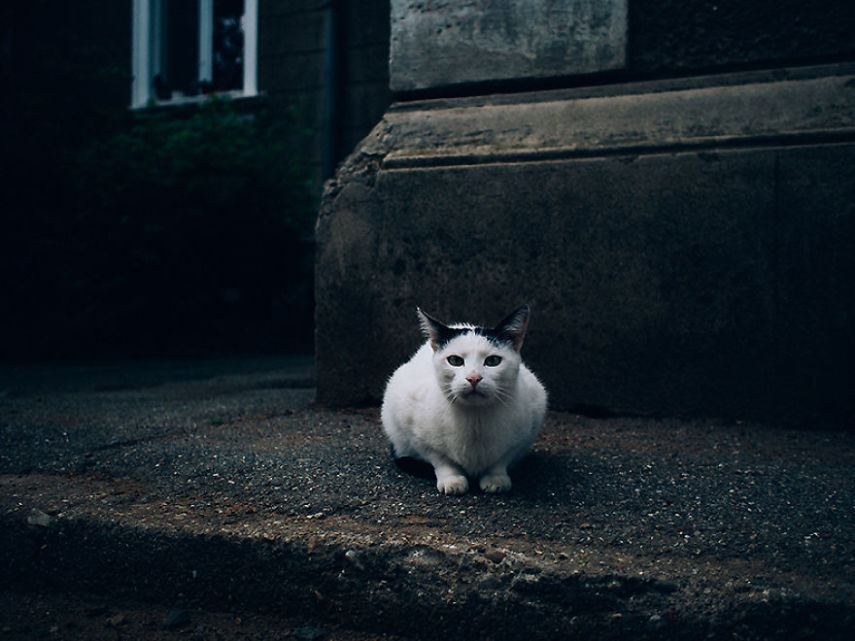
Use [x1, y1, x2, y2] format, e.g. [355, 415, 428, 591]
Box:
[494, 305, 530, 352]
[417, 308, 451, 352]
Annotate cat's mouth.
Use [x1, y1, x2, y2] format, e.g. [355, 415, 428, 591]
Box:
[461, 388, 489, 401]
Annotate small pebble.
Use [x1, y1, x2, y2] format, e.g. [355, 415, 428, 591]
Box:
[164, 609, 189, 628]
[27, 509, 52, 527]
[294, 625, 326, 641]
[344, 549, 364, 570]
[105, 613, 127, 627]
[484, 549, 505, 563]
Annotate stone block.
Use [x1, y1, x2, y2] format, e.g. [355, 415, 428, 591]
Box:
[317, 66, 855, 425]
[390, 0, 628, 92]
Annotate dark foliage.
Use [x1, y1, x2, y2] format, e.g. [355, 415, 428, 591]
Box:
[1, 4, 315, 360]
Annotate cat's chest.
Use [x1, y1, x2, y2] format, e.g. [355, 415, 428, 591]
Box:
[440, 413, 510, 472]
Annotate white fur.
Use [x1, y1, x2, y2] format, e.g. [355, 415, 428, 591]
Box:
[381, 311, 547, 495]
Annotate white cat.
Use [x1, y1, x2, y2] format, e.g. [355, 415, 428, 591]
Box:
[381, 305, 547, 495]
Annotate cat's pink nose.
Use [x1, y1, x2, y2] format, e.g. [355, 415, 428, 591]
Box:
[466, 373, 482, 388]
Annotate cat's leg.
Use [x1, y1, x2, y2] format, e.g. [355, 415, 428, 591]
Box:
[479, 464, 512, 493]
[428, 456, 469, 495]
[479, 452, 518, 493]
[435, 464, 469, 494]
[480, 434, 538, 493]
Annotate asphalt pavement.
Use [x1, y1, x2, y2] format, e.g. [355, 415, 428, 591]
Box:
[1, 356, 853, 640]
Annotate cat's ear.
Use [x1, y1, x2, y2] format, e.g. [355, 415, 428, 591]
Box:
[417, 308, 450, 352]
[494, 305, 531, 353]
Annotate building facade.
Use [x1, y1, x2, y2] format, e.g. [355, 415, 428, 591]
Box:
[1, 1, 391, 357]
[317, 0, 855, 426]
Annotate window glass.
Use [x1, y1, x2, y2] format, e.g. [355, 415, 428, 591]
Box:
[164, 0, 199, 98]
[213, 0, 244, 92]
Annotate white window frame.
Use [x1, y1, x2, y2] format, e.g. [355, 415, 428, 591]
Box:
[131, 0, 258, 108]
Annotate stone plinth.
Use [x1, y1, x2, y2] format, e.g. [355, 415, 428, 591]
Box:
[316, 66, 855, 426]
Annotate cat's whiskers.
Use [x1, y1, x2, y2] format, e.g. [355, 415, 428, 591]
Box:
[444, 384, 461, 406]
[491, 386, 514, 408]
[443, 390, 461, 410]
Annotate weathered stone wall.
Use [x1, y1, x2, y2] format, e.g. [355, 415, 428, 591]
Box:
[316, 1, 855, 426]
[390, 0, 627, 92]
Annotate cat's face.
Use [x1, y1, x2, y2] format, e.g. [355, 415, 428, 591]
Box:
[433, 332, 521, 406]
[417, 305, 531, 407]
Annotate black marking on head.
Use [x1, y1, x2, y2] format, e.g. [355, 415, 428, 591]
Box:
[417, 308, 470, 351]
[489, 304, 530, 352]
[416, 305, 531, 352]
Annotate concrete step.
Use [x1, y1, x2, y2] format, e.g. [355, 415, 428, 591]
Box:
[1, 358, 853, 639]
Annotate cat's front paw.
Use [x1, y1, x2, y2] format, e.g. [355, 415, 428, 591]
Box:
[479, 473, 512, 493]
[436, 474, 469, 495]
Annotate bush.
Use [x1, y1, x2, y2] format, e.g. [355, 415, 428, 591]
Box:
[3, 99, 315, 359]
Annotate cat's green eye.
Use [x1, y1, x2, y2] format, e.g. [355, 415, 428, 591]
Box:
[447, 355, 464, 367]
[484, 355, 502, 367]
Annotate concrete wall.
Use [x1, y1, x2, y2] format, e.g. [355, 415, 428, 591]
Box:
[316, 0, 855, 426]
[390, 0, 627, 92]
[259, 0, 391, 188]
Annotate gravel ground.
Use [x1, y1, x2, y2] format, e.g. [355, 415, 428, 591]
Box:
[0, 587, 407, 641]
[1, 358, 853, 640]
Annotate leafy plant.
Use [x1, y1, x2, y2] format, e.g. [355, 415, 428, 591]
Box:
[4, 98, 315, 358]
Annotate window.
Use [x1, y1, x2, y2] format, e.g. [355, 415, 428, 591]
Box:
[131, 0, 258, 107]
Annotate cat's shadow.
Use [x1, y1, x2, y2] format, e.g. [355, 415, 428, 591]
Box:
[390, 449, 583, 502]
[392, 453, 436, 480]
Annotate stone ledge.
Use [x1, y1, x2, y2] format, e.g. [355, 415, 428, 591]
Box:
[372, 66, 855, 168]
